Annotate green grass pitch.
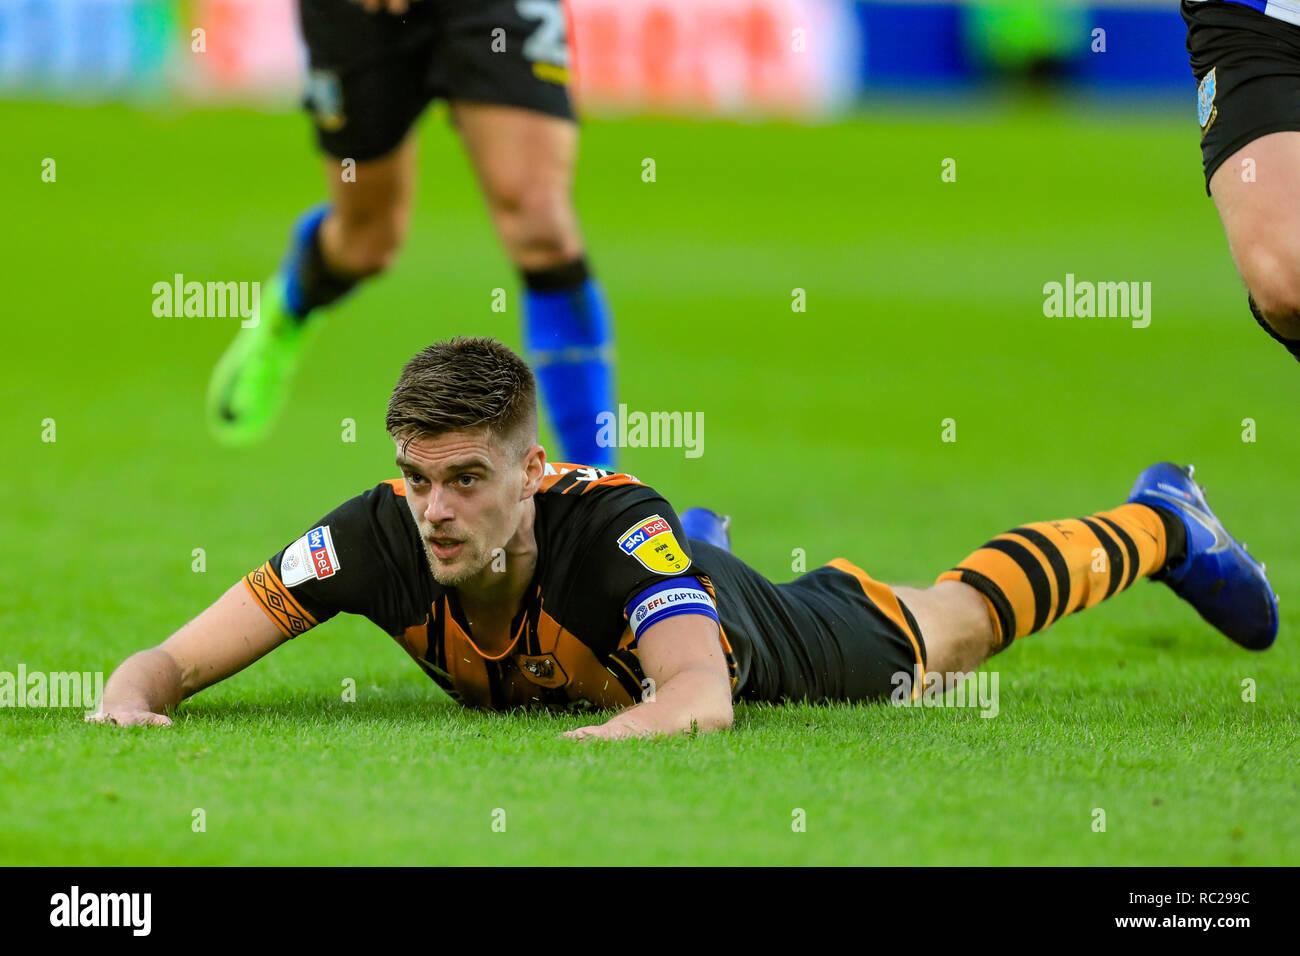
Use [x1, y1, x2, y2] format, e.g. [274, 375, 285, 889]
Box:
[1, 97, 1297, 865]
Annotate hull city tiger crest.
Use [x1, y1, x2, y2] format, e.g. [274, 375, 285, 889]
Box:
[1197, 67, 1218, 136]
[307, 69, 346, 133]
[617, 514, 691, 575]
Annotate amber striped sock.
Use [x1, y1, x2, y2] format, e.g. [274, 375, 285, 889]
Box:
[936, 503, 1178, 652]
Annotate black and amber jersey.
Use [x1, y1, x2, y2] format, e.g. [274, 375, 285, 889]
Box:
[243, 464, 927, 709]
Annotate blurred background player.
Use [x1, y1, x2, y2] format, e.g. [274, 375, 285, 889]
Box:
[1183, 0, 1300, 363]
[206, 0, 617, 464]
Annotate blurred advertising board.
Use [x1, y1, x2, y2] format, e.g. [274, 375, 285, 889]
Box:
[0, 0, 1192, 106]
[0, 0, 175, 94]
[568, 0, 861, 116]
[0, 0, 858, 115]
[180, 0, 861, 116]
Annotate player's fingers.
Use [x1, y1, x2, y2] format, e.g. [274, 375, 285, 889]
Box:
[91, 711, 174, 728]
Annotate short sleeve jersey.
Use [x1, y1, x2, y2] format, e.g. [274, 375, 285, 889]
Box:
[243, 464, 739, 710]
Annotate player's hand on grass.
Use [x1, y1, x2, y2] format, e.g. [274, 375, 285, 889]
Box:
[561, 713, 659, 740]
[85, 708, 173, 728]
[560, 724, 604, 740]
[90, 585, 288, 730]
[560, 722, 644, 741]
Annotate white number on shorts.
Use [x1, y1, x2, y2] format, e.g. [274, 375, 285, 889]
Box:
[516, 0, 569, 67]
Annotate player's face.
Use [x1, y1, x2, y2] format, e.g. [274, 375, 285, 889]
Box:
[395, 429, 539, 588]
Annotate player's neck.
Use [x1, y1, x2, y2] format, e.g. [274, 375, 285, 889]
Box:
[455, 498, 538, 626]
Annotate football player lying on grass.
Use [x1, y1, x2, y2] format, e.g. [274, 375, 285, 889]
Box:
[89, 338, 1278, 739]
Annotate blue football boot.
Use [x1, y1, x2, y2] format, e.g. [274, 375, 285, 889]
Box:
[1128, 462, 1278, 650]
[680, 508, 731, 552]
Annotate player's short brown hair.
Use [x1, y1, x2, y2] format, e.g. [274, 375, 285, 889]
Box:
[386, 337, 538, 457]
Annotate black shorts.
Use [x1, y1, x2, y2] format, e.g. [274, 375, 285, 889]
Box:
[776, 562, 929, 705]
[690, 541, 929, 706]
[299, 0, 576, 161]
[1183, 0, 1300, 193]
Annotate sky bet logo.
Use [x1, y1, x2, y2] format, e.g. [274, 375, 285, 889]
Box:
[50, 886, 151, 936]
[307, 527, 337, 578]
[617, 515, 691, 575]
[619, 517, 671, 554]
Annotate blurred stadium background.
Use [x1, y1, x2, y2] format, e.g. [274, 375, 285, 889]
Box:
[3, 0, 1298, 866]
[0, 0, 1190, 106]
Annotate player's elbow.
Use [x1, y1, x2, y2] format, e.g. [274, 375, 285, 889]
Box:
[686, 675, 734, 733]
[697, 702, 734, 733]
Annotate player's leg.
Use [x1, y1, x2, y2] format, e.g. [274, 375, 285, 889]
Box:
[451, 102, 583, 271]
[451, 100, 615, 468]
[891, 504, 1177, 686]
[315, 133, 418, 289]
[892, 581, 998, 682]
[207, 140, 420, 445]
[432, 0, 614, 468]
[1182, 0, 1300, 362]
[206, 0, 435, 444]
[1210, 132, 1300, 359]
[268, 135, 418, 327]
[896, 462, 1277, 685]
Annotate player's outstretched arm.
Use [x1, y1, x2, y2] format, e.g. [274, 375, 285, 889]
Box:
[563, 615, 734, 740]
[87, 581, 289, 727]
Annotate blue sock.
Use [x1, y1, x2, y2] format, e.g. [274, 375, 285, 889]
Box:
[522, 258, 616, 468]
[281, 202, 359, 322]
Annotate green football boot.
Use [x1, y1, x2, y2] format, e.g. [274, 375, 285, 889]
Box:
[206, 274, 316, 446]
[207, 203, 339, 445]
